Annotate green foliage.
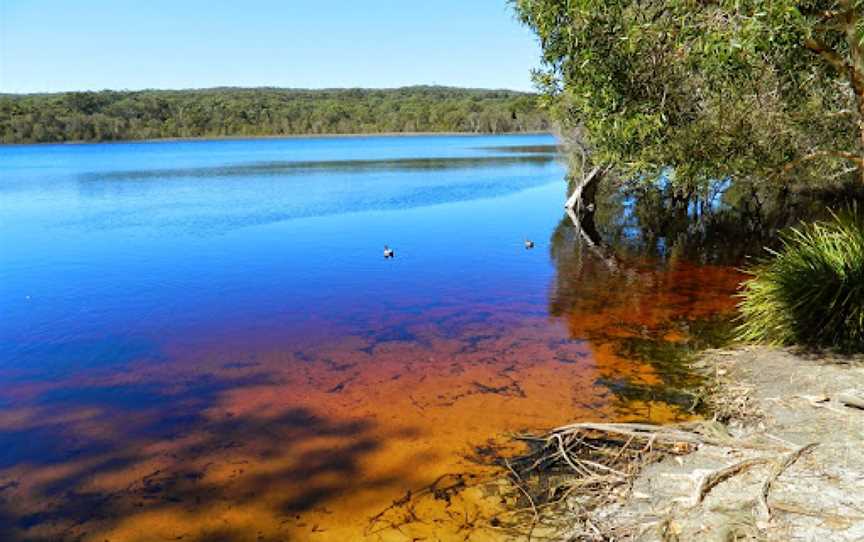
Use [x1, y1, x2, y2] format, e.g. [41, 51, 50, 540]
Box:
[737, 208, 864, 351]
[0, 86, 549, 143]
[512, 0, 864, 190]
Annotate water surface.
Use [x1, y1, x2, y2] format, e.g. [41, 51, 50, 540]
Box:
[0, 134, 742, 541]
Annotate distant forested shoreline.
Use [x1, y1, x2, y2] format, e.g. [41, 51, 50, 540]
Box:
[0, 86, 550, 144]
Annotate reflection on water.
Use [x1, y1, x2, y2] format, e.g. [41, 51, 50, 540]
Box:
[477, 144, 562, 154]
[0, 135, 744, 541]
[81, 155, 557, 181]
[550, 209, 742, 414]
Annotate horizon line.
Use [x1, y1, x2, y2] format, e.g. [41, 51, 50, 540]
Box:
[0, 84, 539, 98]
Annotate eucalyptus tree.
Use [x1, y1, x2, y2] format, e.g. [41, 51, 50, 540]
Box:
[512, 0, 864, 198]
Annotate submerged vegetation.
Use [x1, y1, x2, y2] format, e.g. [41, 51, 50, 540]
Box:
[0, 86, 550, 144]
[738, 209, 864, 351]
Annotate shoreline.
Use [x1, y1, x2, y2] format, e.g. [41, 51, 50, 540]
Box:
[498, 346, 864, 540]
[0, 130, 556, 147]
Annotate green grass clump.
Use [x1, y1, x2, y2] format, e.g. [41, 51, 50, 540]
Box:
[737, 208, 864, 351]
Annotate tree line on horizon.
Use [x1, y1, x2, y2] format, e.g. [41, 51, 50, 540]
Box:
[0, 86, 550, 144]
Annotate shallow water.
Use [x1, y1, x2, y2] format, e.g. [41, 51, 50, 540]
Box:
[0, 134, 742, 541]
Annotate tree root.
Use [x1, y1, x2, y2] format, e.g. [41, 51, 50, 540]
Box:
[364, 421, 821, 540]
[759, 442, 818, 520]
[693, 457, 772, 506]
[500, 420, 817, 539]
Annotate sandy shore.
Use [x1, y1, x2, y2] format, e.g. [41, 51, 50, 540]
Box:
[575, 347, 864, 541]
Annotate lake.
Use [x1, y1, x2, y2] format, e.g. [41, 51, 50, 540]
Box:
[0, 134, 742, 541]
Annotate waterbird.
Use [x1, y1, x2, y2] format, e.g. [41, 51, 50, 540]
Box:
[524, 239, 535, 249]
[384, 245, 395, 259]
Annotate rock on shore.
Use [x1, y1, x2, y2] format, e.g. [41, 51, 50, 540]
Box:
[585, 347, 864, 541]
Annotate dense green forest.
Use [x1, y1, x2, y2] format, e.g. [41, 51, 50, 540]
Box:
[0, 86, 549, 144]
[513, 0, 864, 350]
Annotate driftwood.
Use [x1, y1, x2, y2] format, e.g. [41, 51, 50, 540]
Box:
[795, 391, 864, 411]
[838, 392, 864, 410]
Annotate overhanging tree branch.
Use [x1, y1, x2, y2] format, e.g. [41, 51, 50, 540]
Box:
[804, 38, 850, 74]
[778, 150, 864, 179]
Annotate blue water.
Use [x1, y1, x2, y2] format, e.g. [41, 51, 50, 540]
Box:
[0, 134, 750, 540]
[1, 134, 565, 375]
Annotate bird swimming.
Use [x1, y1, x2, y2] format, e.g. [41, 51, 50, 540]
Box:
[384, 245, 395, 259]
[524, 239, 535, 249]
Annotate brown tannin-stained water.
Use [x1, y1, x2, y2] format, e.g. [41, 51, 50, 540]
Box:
[0, 135, 744, 541]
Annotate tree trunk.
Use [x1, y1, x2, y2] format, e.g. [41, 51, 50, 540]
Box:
[564, 165, 606, 215]
[804, 4, 864, 181]
[854, 96, 864, 184]
[842, 2, 864, 182]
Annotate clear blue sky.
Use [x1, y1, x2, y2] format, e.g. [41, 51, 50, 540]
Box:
[0, 0, 542, 94]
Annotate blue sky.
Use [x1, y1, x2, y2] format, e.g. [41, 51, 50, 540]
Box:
[0, 1, 542, 94]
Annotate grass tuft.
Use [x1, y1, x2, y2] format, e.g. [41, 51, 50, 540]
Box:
[736, 207, 864, 352]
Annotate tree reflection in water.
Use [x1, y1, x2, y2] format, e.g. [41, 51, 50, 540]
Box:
[548, 181, 863, 415]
